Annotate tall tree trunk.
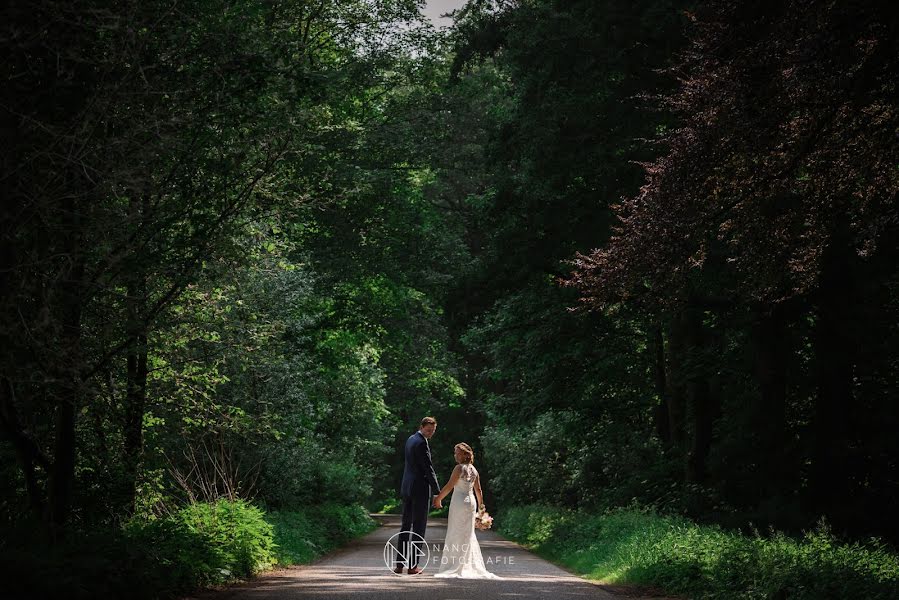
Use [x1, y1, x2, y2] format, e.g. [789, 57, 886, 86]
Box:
[649, 318, 671, 444]
[123, 198, 149, 516]
[808, 230, 856, 521]
[45, 222, 84, 534]
[665, 311, 688, 451]
[750, 303, 792, 499]
[684, 300, 715, 484]
[0, 166, 47, 518]
[123, 288, 148, 515]
[0, 378, 47, 518]
[0, 118, 47, 516]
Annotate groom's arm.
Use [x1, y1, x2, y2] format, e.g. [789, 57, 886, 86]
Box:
[416, 440, 440, 495]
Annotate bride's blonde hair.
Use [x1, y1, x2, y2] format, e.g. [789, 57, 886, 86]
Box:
[455, 442, 474, 464]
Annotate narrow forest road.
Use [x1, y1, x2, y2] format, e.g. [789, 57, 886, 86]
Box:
[186, 515, 674, 600]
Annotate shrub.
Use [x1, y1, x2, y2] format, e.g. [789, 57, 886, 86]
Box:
[264, 504, 377, 566]
[124, 498, 277, 595]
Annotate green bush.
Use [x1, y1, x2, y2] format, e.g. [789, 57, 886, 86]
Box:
[265, 504, 377, 566]
[3, 501, 375, 600]
[128, 498, 278, 590]
[497, 504, 899, 599]
[367, 496, 401, 514]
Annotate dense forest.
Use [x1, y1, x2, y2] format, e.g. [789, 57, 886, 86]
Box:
[2, 0, 898, 598]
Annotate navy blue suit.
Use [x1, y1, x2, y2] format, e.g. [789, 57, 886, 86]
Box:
[396, 430, 440, 568]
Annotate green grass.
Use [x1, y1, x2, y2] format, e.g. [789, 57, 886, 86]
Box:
[497, 504, 899, 599]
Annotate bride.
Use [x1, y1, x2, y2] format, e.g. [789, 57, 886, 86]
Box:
[431, 443, 501, 579]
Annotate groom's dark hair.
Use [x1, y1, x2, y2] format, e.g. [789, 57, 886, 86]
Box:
[420, 416, 437, 427]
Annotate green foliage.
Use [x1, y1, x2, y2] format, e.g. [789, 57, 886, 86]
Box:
[481, 410, 583, 506]
[498, 505, 899, 599]
[5, 3, 899, 599]
[173, 499, 277, 577]
[370, 497, 402, 515]
[122, 499, 278, 595]
[480, 404, 684, 511]
[2, 0, 439, 533]
[265, 504, 377, 565]
[423, 0, 899, 550]
[134, 235, 397, 513]
[2, 501, 375, 600]
[431, 0, 690, 518]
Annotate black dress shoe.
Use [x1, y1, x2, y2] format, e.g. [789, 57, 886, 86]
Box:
[393, 566, 405, 574]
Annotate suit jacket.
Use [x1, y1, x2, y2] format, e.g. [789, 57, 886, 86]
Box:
[400, 430, 440, 498]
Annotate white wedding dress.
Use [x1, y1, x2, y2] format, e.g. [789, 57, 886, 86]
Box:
[433, 463, 501, 579]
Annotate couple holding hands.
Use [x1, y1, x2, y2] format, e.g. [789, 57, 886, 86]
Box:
[394, 417, 500, 579]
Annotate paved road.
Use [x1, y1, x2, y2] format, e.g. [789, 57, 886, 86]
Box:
[186, 515, 673, 600]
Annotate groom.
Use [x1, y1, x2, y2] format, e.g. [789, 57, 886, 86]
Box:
[394, 416, 441, 575]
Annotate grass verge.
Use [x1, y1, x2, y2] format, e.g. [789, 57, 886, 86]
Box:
[497, 504, 899, 599]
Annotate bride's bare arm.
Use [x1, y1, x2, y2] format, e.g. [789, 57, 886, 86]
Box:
[436, 465, 461, 505]
[474, 473, 484, 509]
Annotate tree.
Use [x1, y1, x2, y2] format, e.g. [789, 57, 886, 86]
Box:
[567, 0, 899, 533]
[0, 0, 428, 533]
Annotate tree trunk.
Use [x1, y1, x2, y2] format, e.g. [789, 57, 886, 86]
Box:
[750, 303, 792, 499]
[649, 318, 671, 444]
[122, 198, 149, 516]
[684, 300, 715, 484]
[0, 183, 48, 519]
[123, 301, 148, 514]
[808, 231, 856, 521]
[0, 378, 47, 518]
[665, 312, 688, 451]
[45, 241, 84, 534]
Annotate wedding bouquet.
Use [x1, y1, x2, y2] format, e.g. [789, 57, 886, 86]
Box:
[475, 508, 493, 530]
